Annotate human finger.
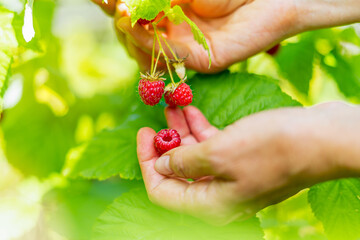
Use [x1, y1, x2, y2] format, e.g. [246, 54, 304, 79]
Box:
[91, 0, 117, 15]
[137, 128, 168, 192]
[155, 143, 215, 178]
[189, 0, 247, 18]
[183, 106, 219, 142]
[116, 17, 190, 59]
[165, 107, 198, 145]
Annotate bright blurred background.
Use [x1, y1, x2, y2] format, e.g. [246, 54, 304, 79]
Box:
[0, 0, 139, 239]
[0, 0, 359, 239]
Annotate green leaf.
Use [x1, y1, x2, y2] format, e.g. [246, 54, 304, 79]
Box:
[2, 97, 76, 178]
[0, 8, 17, 49]
[12, 9, 42, 51]
[68, 127, 141, 181]
[166, 5, 211, 66]
[259, 190, 327, 240]
[321, 49, 360, 98]
[68, 102, 166, 181]
[190, 71, 301, 129]
[0, 54, 11, 112]
[44, 179, 142, 240]
[0, 7, 18, 112]
[93, 188, 264, 240]
[125, 0, 170, 26]
[308, 178, 360, 240]
[275, 36, 315, 95]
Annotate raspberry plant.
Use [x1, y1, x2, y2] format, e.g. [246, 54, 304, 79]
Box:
[0, 0, 360, 240]
[134, 2, 209, 107]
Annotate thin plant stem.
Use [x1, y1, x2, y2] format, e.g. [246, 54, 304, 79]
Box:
[165, 56, 175, 85]
[160, 34, 178, 61]
[154, 14, 166, 25]
[152, 49, 162, 76]
[153, 25, 175, 84]
[150, 34, 156, 74]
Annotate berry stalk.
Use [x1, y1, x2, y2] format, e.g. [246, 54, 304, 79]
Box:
[153, 24, 176, 84]
[150, 34, 156, 74]
[160, 34, 179, 62]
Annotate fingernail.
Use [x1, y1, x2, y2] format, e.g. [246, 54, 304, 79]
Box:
[155, 155, 173, 175]
[117, 27, 125, 34]
[116, 18, 128, 32]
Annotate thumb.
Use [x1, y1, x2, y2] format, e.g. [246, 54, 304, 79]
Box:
[155, 144, 215, 178]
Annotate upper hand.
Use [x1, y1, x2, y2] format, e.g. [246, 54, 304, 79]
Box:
[91, 0, 299, 73]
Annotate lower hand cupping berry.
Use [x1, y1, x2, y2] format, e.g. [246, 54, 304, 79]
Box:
[154, 129, 181, 155]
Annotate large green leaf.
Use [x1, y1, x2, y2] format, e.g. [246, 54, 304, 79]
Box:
[125, 0, 171, 26]
[259, 190, 327, 240]
[0, 7, 18, 112]
[68, 102, 167, 181]
[68, 127, 141, 181]
[2, 96, 76, 177]
[308, 178, 360, 240]
[165, 5, 211, 66]
[191, 71, 301, 128]
[44, 179, 142, 240]
[275, 36, 315, 95]
[93, 188, 264, 240]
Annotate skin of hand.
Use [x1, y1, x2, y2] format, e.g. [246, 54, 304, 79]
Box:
[137, 102, 360, 225]
[92, 0, 360, 73]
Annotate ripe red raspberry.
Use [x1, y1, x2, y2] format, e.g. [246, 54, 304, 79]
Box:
[154, 129, 181, 155]
[138, 73, 165, 106]
[164, 91, 176, 107]
[266, 44, 281, 56]
[137, 18, 155, 25]
[164, 83, 193, 107]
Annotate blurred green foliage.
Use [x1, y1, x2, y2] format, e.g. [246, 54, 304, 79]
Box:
[0, 0, 359, 240]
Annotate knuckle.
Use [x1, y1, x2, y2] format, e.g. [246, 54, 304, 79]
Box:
[170, 150, 188, 177]
[200, 139, 228, 173]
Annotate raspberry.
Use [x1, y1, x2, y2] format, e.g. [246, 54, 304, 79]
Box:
[137, 18, 155, 25]
[138, 72, 165, 106]
[165, 83, 193, 107]
[266, 44, 281, 56]
[164, 91, 176, 107]
[154, 129, 181, 155]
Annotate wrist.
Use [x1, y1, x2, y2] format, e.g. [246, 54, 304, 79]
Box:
[294, 0, 360, 32]
[286, 103, 360, 188]
[309, 103, 360, 180]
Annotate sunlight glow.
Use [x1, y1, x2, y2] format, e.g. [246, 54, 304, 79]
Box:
[22, 1, 35, 43]
[3, 74, 23, 110]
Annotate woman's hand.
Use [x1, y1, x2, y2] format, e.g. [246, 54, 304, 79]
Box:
[92, 0, 360, 73]
[137, 103, 360, 224]
[91, 0, 299, 73]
